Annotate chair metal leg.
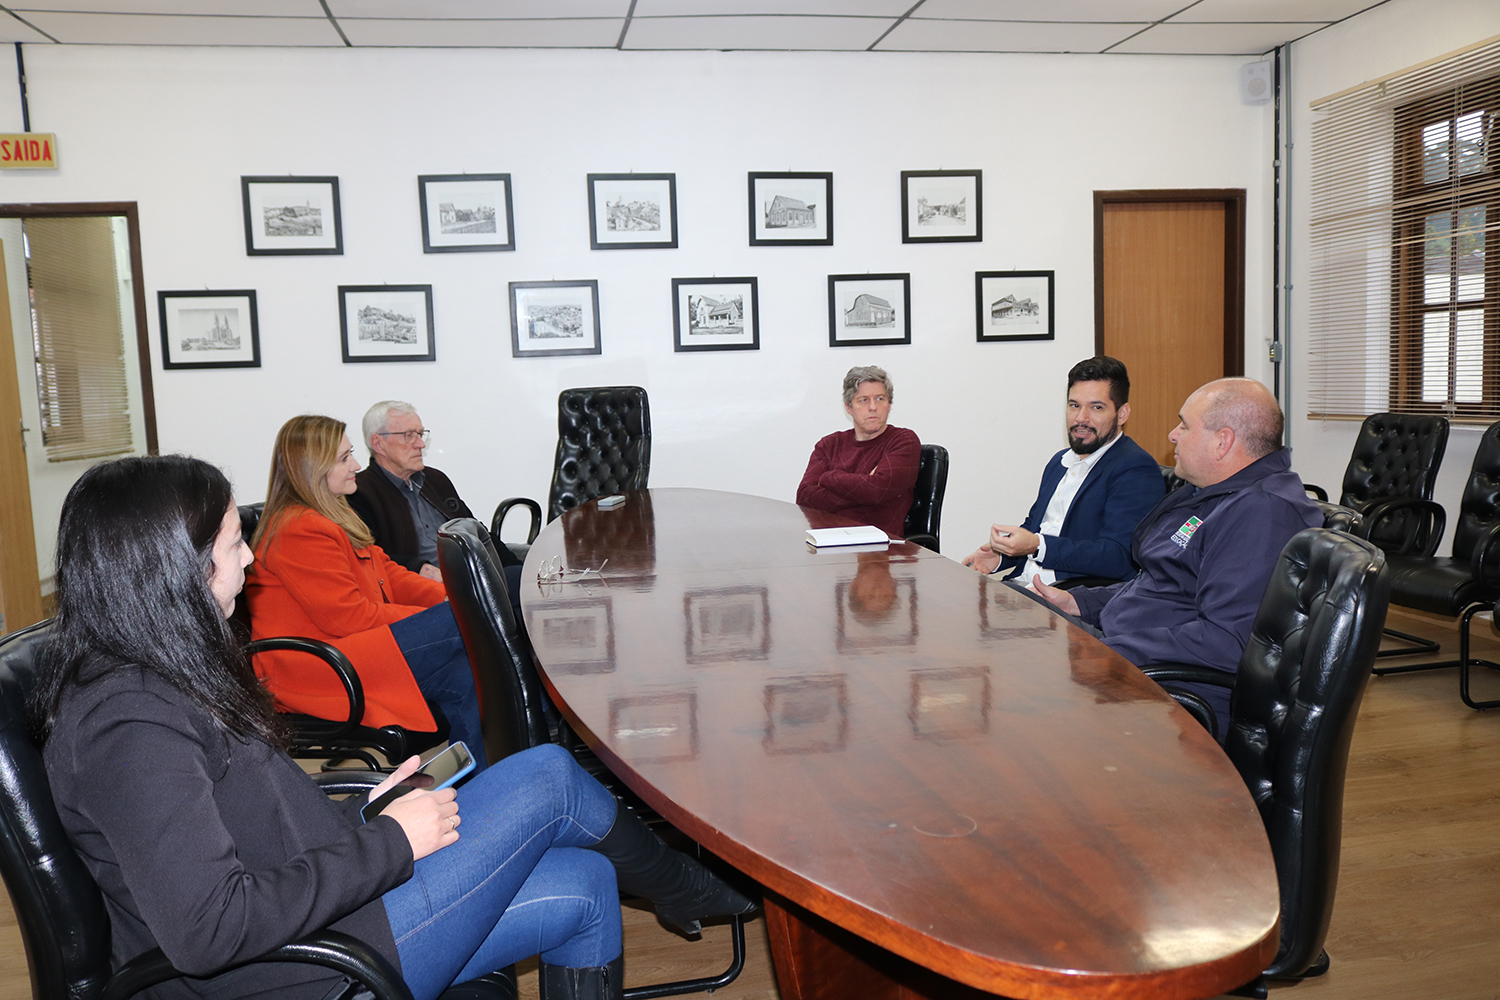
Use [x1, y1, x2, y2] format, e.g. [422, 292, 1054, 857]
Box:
[1374, 604, 1484, 676]
[1373, 625, 1441, 662]
[1458, 603, 1500, 710]
[621, 915, 746, 999]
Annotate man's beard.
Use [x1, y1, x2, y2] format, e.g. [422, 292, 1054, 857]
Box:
[1068, 420, 1121, 455]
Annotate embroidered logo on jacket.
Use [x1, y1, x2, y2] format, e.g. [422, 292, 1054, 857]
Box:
[1170, 515, 1203, 549]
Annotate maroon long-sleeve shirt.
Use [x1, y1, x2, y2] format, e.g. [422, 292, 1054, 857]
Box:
[795, 425, 921, 538]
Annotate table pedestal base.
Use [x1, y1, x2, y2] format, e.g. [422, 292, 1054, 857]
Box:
[763, 893, 997, 1000]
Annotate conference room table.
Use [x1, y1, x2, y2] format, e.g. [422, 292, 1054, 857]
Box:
[518, 488, 1280, 1000]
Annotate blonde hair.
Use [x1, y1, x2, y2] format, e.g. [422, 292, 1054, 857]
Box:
[253, 414, 373, 552]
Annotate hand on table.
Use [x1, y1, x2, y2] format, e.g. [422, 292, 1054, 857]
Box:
[1029, 578, 1080, 618]
[961, 546, 1001, 574]
[373, 754, 460, 860]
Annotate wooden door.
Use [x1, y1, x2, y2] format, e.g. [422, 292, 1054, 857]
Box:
[0, 238, 44, 634]
[1095, 191, 1245, 466]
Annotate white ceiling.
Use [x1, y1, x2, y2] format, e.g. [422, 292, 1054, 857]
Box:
[0, 0, 1392, 54]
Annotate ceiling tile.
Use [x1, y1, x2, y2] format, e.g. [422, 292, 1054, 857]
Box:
[0, 13, 56, 42]
[917, 0, 1184, 21]
[12, 0, 316, 12]
[623, 14, 890, 50]
[1108, 21, 1315, 54]
[634, 0, 912, 13]
[340, 16, 622, 46]
[328, 0, 628, 16]
[1166, 0, 1380, 21]
[19, 11, 343, 44]
[881, 17, 1142, 52]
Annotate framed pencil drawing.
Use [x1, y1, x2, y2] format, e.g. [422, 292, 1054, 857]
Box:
[672, 277, 759, 352]
[587, 173, 677, 250]
[241, 176, 342, 255]
[828, 273, 911, 347]
[338, 284, 435, 363]
[976, 270, 1054, 342]
[749, 171, 832, 246]
[418, 173, 514, 253]
[158, 289, 260, 369]
[510, 280, 602, 358]
[901, 169, 981, 243]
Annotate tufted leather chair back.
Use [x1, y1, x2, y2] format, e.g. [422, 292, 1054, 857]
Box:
[548, 387, 651, 522]
[1158, 464, 1188, 495]
[437, 519, 551, 765]
[0, 620, 117, 1000]
[1223, 528, 1390, 980]
[1338, 412, 1448, 511]
[1446, 419, 1500, 561]
[902, 444, 949, 551]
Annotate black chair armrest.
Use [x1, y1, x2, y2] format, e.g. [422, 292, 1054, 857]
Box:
[492, 498, 543, 546]
[103, 930, 415, 1000]
[904, 532, 939, 553]
[244, 637, 364, 733]
[1163, 689, 1220, 742]
[310, 770, 388, 796]
[1357, 497, 1446, 556]
[1139, 663, 1236, 689]
[1053, 575, 1123, 591]
[1470, 522, 1500, 590]
[1304, 484, 1329, 502]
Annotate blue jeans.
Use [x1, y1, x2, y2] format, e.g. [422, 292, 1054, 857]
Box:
[389, 603, 487, 770]
[382, 744, 620, 1000]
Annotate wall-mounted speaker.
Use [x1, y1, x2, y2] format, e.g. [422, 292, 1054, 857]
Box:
[1240, 61, 1273, 105]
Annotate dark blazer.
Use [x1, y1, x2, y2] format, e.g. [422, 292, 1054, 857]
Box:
[1000, 434, 1165, 582]
[349, 464, 475, 572]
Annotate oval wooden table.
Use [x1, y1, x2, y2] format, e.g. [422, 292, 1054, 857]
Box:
[520, 489, 1279, 1000]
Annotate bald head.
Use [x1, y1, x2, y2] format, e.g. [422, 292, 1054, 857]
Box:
[1170, 378, 1284, 487]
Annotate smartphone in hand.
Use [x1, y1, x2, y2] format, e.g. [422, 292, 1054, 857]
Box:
[360, 742, 475, 823]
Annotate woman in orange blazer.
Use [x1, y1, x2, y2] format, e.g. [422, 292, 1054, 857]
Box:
[245, 414, 486, 768]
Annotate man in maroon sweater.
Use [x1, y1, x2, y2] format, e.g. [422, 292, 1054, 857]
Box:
[796, 365, 921, 538]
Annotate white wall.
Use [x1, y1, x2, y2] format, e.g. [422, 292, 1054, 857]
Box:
[2, 44, 1273, 556]
[1287, 1, 1500, 516]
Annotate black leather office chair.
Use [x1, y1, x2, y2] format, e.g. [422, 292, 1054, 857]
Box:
[237, 503, 449, 772]
[1142, 528, 1390, 996]
[492, 387, 651, 561]
[1313, 500, 1363, 534]
[1159, 464, 1188, 495]
[1360, 419, 1500, 705]
[436, 518, 748, 999]
[0, 620, 516, 1000]
[1304, 411, 1448, 521]
[902, 444, 949, 553]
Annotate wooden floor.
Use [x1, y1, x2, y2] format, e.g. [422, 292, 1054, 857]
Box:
[4, 605, 1498, 1000]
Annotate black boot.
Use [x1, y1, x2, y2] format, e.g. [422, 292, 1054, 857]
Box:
[587, 802, 756, 935]
[538, 955, 623, 1000]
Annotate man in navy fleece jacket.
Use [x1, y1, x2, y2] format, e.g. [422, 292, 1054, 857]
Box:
[1031, 377, 1321, 732]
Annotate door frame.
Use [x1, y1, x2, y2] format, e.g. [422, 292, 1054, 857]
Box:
[1092, 189, 1247, 377]
[0, 200, 159, 452]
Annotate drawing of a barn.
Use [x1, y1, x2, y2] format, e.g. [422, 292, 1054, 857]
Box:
[991, 294, 1039, 320]
[845, 293, 895, 327]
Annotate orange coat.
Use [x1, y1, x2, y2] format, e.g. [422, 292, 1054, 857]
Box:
[245, 507, 447, 731]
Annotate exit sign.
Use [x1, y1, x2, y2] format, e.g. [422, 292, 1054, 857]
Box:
[0, 134, 57, 169]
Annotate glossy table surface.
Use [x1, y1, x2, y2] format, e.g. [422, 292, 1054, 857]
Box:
[519, 489, 1279, 1000]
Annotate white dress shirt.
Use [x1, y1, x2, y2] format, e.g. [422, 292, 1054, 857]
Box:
[1013, 433, 1121, 587]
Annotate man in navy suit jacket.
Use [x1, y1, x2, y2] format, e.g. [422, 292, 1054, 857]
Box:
[963, 357, 1164, 584]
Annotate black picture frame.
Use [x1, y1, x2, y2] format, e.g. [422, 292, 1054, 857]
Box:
[748, 171, 833, 246]
[510, 280, 603, 358]
[975, 270, 1054, 343]
[241, 175, 343, 256]
[158, 289, 260, 370]
[418, 173, 515, 253]
[671, 277, 759, 353]
[338, 284, 436, 363]
[901, 169, 982, 243]
[587, 173, 678, 250]
[828, 273, 911, 347]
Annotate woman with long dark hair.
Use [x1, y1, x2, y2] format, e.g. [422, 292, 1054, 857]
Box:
[33, 455, 752, 1000]
[245, 414, 485, 767]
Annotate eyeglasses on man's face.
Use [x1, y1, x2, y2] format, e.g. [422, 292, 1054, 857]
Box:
[378, 428, 431, 445]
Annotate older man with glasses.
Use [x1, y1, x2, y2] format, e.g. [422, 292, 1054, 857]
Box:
[349, 400, 522, 583]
